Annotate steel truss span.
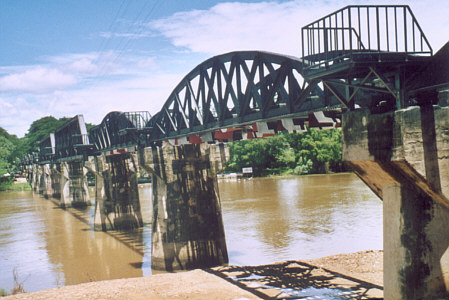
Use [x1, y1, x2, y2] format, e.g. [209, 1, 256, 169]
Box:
[146, 51, 342, 143]
[89, 111, 152, 153]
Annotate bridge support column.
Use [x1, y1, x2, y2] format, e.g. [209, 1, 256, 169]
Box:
[87, 153, 143, 231]
[140, 142, 228, 271]
[31, 164, 41, 192]
[25, 165, 32, 187]
[60, 161, 91, 208]
[50, 163, 61, 199]
[37, 165, 47, 195]
[343, 106, 449, 299]
[41, 164, 53, 198]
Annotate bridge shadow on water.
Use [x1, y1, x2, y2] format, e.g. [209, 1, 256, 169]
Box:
[208, 261, 383, 299]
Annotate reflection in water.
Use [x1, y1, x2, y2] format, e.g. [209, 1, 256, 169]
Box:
[0, 185, 153, 293]
[40, 202, 143, 287]
[219, 173, 382, 266]
[0, 174, 382, 293]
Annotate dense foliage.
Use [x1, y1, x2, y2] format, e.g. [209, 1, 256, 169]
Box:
[0, 116, 82, 190]
[23, 116, 70, 153]
[0, 129, 20, 190]
[225, 128, 344, 176]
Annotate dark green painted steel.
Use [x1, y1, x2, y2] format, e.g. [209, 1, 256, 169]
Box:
[301, 5, 433, 74]
[23, 5, 449, 164]
[145, 51, 339, 143]
[89, 111, 152, 153]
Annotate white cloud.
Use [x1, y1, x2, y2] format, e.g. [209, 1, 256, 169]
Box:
[0, 96, 47, 137]
[43, 52, 123, 77]
[66, 57, 98, 74]
[0, 48, 170, 136]
[0, 72, 182, 137]
[99, 32, 151, 39]
[150, 0, 449, 56]
[406, 0, 449, 51]
[150, 1, 345, 56]
[0, 67, 77, 93]
[151, 2, 304, 56]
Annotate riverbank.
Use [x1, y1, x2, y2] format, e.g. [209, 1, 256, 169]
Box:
[3, 250, 383, 299]
[0, 179, 31, 192]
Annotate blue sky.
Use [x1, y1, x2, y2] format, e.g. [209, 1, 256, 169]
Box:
[1, 0, 448, 137]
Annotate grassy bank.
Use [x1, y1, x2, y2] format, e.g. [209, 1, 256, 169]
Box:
[3, 182, 32, 192]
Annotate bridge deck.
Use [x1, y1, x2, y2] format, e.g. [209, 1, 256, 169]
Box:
[303, 51, 431, 80]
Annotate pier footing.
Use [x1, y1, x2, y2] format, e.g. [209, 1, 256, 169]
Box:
[142, 142, 228, 271]
[343, 106, 449, 299]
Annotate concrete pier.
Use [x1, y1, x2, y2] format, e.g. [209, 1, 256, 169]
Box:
[59, 161, 91, 208]
[41, 164, 53, 198]
[50, 163, 61, 199]
[37, 165, 46, 195]
[140, 142, 228, 271]
[87, 153, 143, 231]
[31, 164, 40, 192]
[343, 106, 449, 299]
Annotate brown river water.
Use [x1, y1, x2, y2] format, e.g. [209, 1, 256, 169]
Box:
[0, 173, 382, 293]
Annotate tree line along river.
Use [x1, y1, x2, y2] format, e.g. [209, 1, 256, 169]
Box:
[0, 173, 382, 293]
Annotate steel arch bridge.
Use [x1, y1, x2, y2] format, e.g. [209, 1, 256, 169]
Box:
[89, 111, 152, 154]
[146, 51, 342, 143]
[28, 4, 447, 160]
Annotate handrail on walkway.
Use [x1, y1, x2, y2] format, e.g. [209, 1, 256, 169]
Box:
[301, 5, 433, 68]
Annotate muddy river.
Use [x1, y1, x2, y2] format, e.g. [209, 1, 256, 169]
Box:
[0, 173, 382, 293]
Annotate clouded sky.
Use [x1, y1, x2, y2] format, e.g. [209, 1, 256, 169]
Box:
[1, 0, 448, 137]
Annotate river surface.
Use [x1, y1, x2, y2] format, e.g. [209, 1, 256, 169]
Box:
[0, 173, 382, 293]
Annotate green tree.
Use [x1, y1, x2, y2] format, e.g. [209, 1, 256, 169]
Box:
[225, 128, 343, 176]
[23, 116, 95, 154]
[23, 116, 70, 153]
[0, 136, 14, 174]
[0, 127, 24, 171]
[285, 128, 343, 174]
[226, 134, 290, 176]
[0, 135, 15, 190]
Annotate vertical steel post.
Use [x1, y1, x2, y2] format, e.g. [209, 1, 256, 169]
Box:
[367, 7, 371, 49]
[394, 7, 398, 52]
[386, 7, 390, 52]
[404, 6, 408, 54]
[348, 7, 352, 53]
[376, 6, 380, 53]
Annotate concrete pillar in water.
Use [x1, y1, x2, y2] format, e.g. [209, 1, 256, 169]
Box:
[50, 163, 62, 199]
[140, 142, 228, 271]
[37, 165, 47, 195]
[32, 164, 42, 192]
[25, 165, 32, 187]
[343, 106, 449, 299]
[41, 164, 53, 198]
[29, 164, 37, 191]
[35, 165, 41, 192]
[59, 160, 91, 208]
[86, 153, 143, 231]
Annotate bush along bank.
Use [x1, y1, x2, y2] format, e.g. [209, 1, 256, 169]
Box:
[224, 128, 344, 177]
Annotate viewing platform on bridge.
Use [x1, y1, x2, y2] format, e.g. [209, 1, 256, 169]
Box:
[301, 5, 433, 80]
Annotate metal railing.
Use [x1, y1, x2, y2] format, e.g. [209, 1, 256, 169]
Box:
[123, 111, 152, 130]
[301, 5, 433, 68]
[72, 134, 91, 146]
[38, 147, 55, 162]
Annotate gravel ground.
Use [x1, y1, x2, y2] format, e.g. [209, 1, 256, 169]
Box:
[3, 250, 383, 299]
[304, 249, 383, 286]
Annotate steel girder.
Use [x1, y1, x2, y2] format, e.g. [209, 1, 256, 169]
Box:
[89, 111, 152, 152]
[146, 51, 341, 142]
[38, 133, 55, 163]
[54, 115, 91, 161]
